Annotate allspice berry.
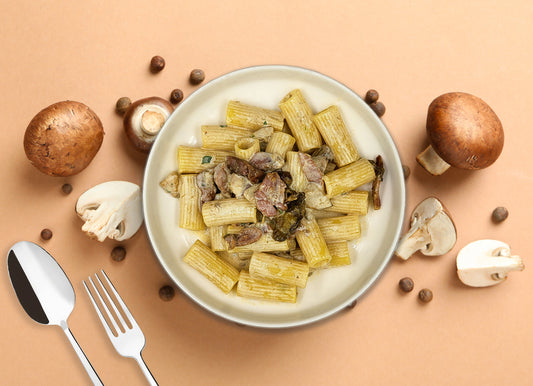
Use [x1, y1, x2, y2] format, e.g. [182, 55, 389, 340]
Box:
[365, 89, 379, 104]
[418, 288, 433, 303]
[159, 285, 175, 301]
[40, 228, 53, 241]
[111, 246, 126, 262]
[61, 183, 73, 194]
[115, 97, 131, 115]
[189, 69, 205, 85]
[370, 101, 386, 117]
[402, 165, 411, 179]
[399, 277, 414, 292]
[150, 56, 165, 73]
[492, 207, 509, 223]
[345, 300, 357, 310]
[170, 89, 184, 104]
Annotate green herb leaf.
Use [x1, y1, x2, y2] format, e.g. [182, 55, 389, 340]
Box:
[263, 120, 268, 125]
[201, 155, 212, 164]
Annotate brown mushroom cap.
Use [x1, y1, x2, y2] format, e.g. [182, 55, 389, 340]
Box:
[426, 92, 504, 170]
[24, 101, 104, 176]
[123, 97, 174, 153]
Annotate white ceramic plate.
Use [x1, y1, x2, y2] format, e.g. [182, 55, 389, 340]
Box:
[143, 65, 405, 328]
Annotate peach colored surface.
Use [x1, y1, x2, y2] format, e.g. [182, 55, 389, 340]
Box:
[2, 1, 532, 385]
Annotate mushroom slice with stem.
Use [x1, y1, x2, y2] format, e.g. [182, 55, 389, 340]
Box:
[123, 97, 174, 153]
[75, 181, 143, 242]
[395, 197, 456, 260]
[417, 92, 504, 175]
[457, 239, 524, 287]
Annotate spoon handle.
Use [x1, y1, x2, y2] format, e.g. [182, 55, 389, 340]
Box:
[61, 322, 103, 386]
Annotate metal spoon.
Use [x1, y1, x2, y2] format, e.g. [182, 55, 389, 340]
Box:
[7, 241, 103, 386]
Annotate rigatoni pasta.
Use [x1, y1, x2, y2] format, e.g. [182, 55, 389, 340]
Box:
[160, 89, 385, 304]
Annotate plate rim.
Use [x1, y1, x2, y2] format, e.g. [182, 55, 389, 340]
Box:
[143, 64, 406, 329]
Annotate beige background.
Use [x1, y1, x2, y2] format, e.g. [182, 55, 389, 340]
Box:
[1, 1, 532, 385]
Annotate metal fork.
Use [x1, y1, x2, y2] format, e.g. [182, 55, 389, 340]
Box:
[83, 270, 158, 386]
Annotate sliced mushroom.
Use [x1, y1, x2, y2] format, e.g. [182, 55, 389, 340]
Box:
[123, 97, 174, 152]
[159, 171, 179, 197]
[457, 240, 524, 287]
[75, 181, 143, 242]
[417, 92, 504, 175]
[395, 197, 456, 260]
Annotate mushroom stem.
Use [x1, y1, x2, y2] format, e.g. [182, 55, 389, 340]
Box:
[416, 145, 451, 176]
[395, 227, 429, 260]
[141, 110, 166, 135]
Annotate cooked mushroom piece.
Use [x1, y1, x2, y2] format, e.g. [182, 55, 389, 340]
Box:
[416, 92, 504, 175]
[75, 181, 143, 242]
[24, 101, 104, 176]
[395, 197, 456, 260]
[457, 240, 524, 287]
[123, 97, 174, 152]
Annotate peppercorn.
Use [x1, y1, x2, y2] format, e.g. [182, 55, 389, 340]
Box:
[61, 183, 73, 194]
[402, 165, 411, 179]
[150, 55, 165, 73]
[369, 101, 386, 117]
[492, 207, 509, 223]
[399, 277, 414, 292]
[111, 246, 126, 262]
[418, 288, 433, 303]
[115, 97, 131, 115]
[159, 285, 175, 301]
[170, 89, 184, 104]
[365, 89, 379, 104]
[40, 228, 53, 241]
[189, 69, 205, 85]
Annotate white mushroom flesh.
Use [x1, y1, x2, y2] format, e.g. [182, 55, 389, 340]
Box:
[131, 104, 171, 141]
[76, 181, 143, 242]
[457, 239, 524, 287]
[395, 197, 456, 260]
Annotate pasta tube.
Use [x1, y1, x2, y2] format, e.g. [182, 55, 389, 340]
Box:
[317, 215, 361, 242]
[265, 131, 296, 158]
[183, 240, 240, 294]
[312, 105, 359, 166]
[295, 217, 332, 268]
[201, 125, 252, 151]
[177, 146, 231, 174]
[279, 89, 322, 152]
[210, 225, 227, 251]
[234, 137, 260, 160]
[285, 151, 308, 192]
[226, 101, 284, 131]
[249, 252, 309, 288]
[323, 158, 375, 197]
[326, 190, 369, 215]
[217, 251, 252, 271]
[327, 241, 351, 267]
[237, 271, 297, 303]
[202, 198, 257, 227]
[178, 174, 205, 230]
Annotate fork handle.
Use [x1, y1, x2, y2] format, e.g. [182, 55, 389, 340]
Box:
[61, 322, 103, 386]
[134, 353, 158, 386]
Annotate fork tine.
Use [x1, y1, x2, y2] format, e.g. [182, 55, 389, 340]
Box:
[100, 270, 139, 329]
[87, 276, 122, 335]
[94, 272, 130, 331]
[83, 280, 116, 339]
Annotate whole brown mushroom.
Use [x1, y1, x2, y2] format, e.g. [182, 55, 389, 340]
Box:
[24, 101, 104, 176]
[416, 92, 504, 175]
[123, 97, 174, 153]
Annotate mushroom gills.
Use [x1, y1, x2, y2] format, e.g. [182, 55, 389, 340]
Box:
[76, 181, 143, 242]
[457, 239, 524, 287]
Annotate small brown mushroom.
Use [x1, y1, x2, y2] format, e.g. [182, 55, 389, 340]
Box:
[416, 92, 504, 175]
[24, 101, 104, 176]
[123, 97, 174, 153]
